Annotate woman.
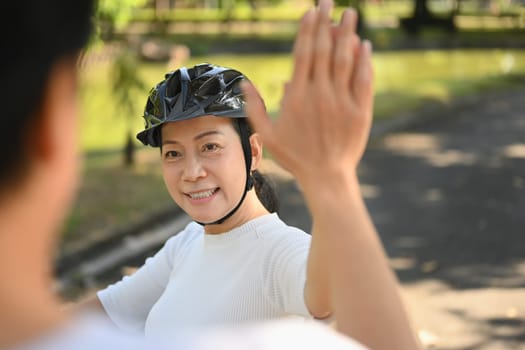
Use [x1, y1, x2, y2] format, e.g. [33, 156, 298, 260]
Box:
[94, 63, 332, 336]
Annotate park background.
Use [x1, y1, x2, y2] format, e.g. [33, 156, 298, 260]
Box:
[56, 0, 525, 348]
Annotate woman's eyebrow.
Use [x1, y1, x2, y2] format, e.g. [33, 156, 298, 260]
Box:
[194, 130, 224, 141]
[162, 139, 179, 146]
[162, 130, 224, 146]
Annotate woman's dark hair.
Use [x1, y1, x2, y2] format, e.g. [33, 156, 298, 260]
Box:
[0, 0, 95, 189]
[251, 169, 280, 213]
[233, 120, 279, 213]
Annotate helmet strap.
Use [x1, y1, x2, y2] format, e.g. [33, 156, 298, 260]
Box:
[196, 119, 254, 226]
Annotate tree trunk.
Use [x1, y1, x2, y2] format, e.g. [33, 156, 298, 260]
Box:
[124, 132, 135, 167]
[401, 0, 456, 34]
[413, 0, 432, 20]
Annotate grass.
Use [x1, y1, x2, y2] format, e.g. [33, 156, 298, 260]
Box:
[372, 49, 525, 117]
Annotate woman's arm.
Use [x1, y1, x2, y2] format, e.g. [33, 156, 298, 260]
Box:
[67, 234, 183, 332]
[242, 1, 421, 349]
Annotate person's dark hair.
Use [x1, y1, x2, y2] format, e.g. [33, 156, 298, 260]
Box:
[232, 120, 279, 214]
[0, 0, 95, 190]
[252, 169, 279, 213]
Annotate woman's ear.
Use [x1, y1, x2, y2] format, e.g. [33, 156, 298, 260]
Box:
[249, 133, 263, 171]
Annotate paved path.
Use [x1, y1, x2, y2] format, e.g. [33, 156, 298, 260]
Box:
[264, 87, 525, 349]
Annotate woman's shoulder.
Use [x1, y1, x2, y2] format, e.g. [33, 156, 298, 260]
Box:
[163, 221, 204, 250]
[254, 213, 311, 244]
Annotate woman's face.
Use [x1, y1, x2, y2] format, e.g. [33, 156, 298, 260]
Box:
[160, 116, 247, 224]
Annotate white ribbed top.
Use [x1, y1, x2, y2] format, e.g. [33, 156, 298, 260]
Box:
[98, 213, 312, 338]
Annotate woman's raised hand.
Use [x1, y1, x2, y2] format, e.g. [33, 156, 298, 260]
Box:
[242, 0, 374, 187]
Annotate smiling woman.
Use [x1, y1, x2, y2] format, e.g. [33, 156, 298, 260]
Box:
[160, 116, 266, 229]
[90, 63, 332, 334]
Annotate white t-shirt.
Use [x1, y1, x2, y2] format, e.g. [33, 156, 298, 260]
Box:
[182, 319, 368, 350]
[98, 213, 312, 336]
[11, 312, 368, 350]
[10, 312, 174, 350]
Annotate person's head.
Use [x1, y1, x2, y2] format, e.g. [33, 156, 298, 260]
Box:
[137, 63, 278, 227]
[0, 0, 94, 224]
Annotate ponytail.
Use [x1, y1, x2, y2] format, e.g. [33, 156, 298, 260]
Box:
[232, 118, 279, 213]
[252, 170, 279, 213]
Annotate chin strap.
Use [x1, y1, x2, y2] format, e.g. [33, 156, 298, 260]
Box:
[196, 119, 254, 226]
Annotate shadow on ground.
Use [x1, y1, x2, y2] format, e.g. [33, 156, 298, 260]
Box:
[362, 91, 525, 290]
[276, 88, 525, 290]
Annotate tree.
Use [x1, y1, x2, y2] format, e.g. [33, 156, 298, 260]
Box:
[111, 51, 147, 166]
[96, 0, 148, 40]
[95, 0, 149, 166]
[400, 0, 456, 34]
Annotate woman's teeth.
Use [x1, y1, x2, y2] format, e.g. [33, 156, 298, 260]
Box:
[189, 189, 216, 199]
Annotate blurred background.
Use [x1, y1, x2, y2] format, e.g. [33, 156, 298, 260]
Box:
[57, 0, 525, 348]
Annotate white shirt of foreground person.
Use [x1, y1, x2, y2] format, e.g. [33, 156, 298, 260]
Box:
[186, 318, 368, 350]
[12, 312, 368, 350]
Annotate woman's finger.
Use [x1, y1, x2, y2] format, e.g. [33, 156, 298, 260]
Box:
[290, 9, 316, 87]
[313, 0, 333, 83]
[351, 40, 374, 114]
[332, 9, 357, 91]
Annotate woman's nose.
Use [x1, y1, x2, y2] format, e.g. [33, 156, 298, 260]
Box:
[181, 156, 207, 182]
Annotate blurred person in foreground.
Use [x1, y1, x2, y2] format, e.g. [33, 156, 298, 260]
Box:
[0, 0, 420, 349]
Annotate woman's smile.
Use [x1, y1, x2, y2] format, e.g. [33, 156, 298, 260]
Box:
[184, 187, 220, 203]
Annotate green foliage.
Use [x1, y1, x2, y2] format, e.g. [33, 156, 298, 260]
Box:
[79, 62, 150, 151]
[79, 49, 525, 151]
[111, 51, 148, 120]
[94, 0, 149, 41]
[132, 7, 304, 22]
[97, 0, 148, 29]
[90, 0, 151, 162]
[334, 0, 358, 6]
[124, 1, 524, 28]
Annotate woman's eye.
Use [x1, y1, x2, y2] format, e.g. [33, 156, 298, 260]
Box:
[203, 143, 220, 152]
[164, 150, 181, 159]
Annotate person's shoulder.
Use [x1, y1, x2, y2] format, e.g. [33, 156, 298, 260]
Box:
[164, 221, 204, 248]
[11, 313, 174, 350]
[256, 213, 310, 243]
[187, 319, 368, 350]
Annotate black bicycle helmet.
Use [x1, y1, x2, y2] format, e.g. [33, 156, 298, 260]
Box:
[137, 63, 254, 226]
[137, 63, 247, 147]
